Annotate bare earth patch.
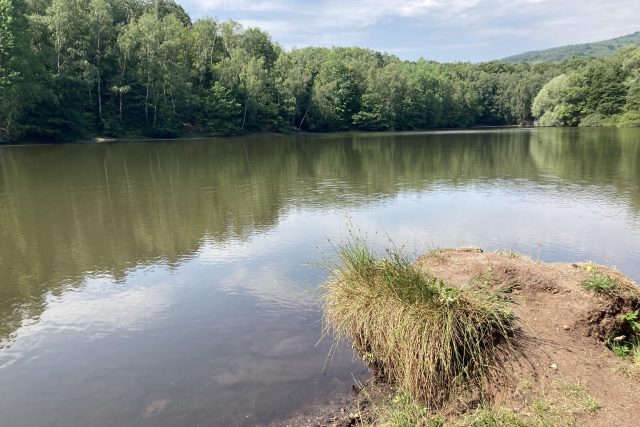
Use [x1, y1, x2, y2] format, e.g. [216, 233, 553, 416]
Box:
[268, 248, 640, 426]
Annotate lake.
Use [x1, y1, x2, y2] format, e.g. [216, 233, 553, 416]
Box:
[0, 128, 639, 426]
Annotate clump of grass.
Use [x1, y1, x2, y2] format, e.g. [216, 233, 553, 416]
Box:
[461, 407, 531, 427]
[378, 391, 445, 427]
[581, 270, 618, 294]
[632, 340, 640, 365]
[619, 340, 640, 378]
[610, 340, 632, 358]
[577, 265, 640, 357]
[608, 309, 640, 369]
[365, 380, 600, 427]
[323, 239, 516, 408]
[556, 381, 600, 414]
[462, 400, 562, 427]
[518, 378, 532, 391]
[622, 309, 640, 333]
[460, 382, 599, 427]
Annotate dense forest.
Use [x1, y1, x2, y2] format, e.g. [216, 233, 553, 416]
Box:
[0, 0, 639, 142]
[502, 31, 640, 63]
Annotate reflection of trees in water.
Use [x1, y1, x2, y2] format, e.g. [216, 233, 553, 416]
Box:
[529, 128, 640, 209]
[0, 129, 638, 342]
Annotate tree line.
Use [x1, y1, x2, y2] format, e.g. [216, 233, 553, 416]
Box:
[532, 47, 640, 127]
[502, 31, 640, 63]
[0, 0, 639, 142]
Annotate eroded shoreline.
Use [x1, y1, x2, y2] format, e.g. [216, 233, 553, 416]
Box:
[272, 248, 640, 426]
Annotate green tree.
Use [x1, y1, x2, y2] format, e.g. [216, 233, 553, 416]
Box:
[311, 59, 362, 130]
[274, 50, 315, 129]
[532, 73, 585, 126]
[3, 1, 640, 142]
[120, 11, 189, 134]
[220, 48, 274, 130]
[195, 81, 241, 135]
[0, 0, 28, 136]
[583, 60, 626, 116]
[87, 0, 114, 124]
[0, 0, 17, 88]
[190, 17, 222, 83]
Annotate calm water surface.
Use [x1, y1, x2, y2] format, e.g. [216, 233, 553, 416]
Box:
[0, 128, 639, 426]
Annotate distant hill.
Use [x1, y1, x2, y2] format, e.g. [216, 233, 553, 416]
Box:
[502, 31, 640, 63]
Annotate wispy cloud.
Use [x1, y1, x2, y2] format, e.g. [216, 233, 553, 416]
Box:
[183, 0, 291, 13]
[182, 0, 640, 61]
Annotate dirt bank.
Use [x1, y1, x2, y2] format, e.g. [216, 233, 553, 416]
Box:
[270, 248, 640, 427]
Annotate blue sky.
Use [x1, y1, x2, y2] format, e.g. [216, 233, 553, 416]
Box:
[180, 0, 640, 62]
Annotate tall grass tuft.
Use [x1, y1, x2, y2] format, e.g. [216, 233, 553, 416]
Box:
[322, 239, 517, 408]
[581, 271, 618, 294]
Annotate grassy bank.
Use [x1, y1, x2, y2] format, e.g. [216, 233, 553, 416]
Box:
[323, 241, 516, 409]
[314, 244, 640, 427]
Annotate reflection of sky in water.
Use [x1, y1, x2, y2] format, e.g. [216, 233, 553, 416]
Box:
[197, 181, 640, 281]
[0, 253, 363, 425]
[1, 129, 639, 426]
[1, 180, 639, 426]
[351, 184, 640, 277]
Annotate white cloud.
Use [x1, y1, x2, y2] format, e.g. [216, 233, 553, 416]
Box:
[182, 0, 290, 13]
[236, 19, 298, 38]
[0, 274, 171, 368]
[183, 0, 640, 60]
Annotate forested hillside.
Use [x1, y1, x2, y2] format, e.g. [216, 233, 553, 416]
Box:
[531, 47, 640, 127]
[0, 0, 639, 142]
[502, 32, 640, 63]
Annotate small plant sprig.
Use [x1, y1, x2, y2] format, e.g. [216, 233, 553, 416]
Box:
[608, 309, 640, 362]
[622, 309, 640, 333]
[581, 266, 618, 294]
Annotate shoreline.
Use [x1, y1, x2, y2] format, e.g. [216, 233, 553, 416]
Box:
[2, 125, 533, 146]
[273, 248, 640, 426]
[5, 124, 639, 147]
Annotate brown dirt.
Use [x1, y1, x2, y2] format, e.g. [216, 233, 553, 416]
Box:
[270, 249, 640, 426]
[419, 248, 640, 426]
[261, 381, 394, 427]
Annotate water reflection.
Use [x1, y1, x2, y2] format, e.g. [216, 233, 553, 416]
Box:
[0, 128, 639, 426]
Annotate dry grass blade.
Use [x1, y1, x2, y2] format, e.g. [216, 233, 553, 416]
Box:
[322, 240, 517, 408]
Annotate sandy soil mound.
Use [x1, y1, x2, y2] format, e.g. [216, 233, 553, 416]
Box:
[419, 249, 639, 426]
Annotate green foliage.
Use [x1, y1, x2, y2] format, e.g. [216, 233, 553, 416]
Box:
[20, 74, 93, 141]
[610, 340, 632, 357]
[583, 61, 626, 116]
[0, 0, 33, 138]
[2, 1, 640, 142]
[531, 47, 640, 128]
[503, 31, 640, 63]
[370, 381, 601, 426]
[310, 56, 363, 130]
[578, 113, 609, 127]
[581, 271, 618, 294]
[532, 73, 585, 126]
[144, 0, 191, 26]
[608, 309, 640, 362]
[556, 381, 600, 413]
[380, 391, 445, 427]
[462, 407, 531, 427]
[0, 0, 17, 88]
[617, 110, 640, 127]
[194, 82, 241, 135]
[622, 309, 640, 333]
